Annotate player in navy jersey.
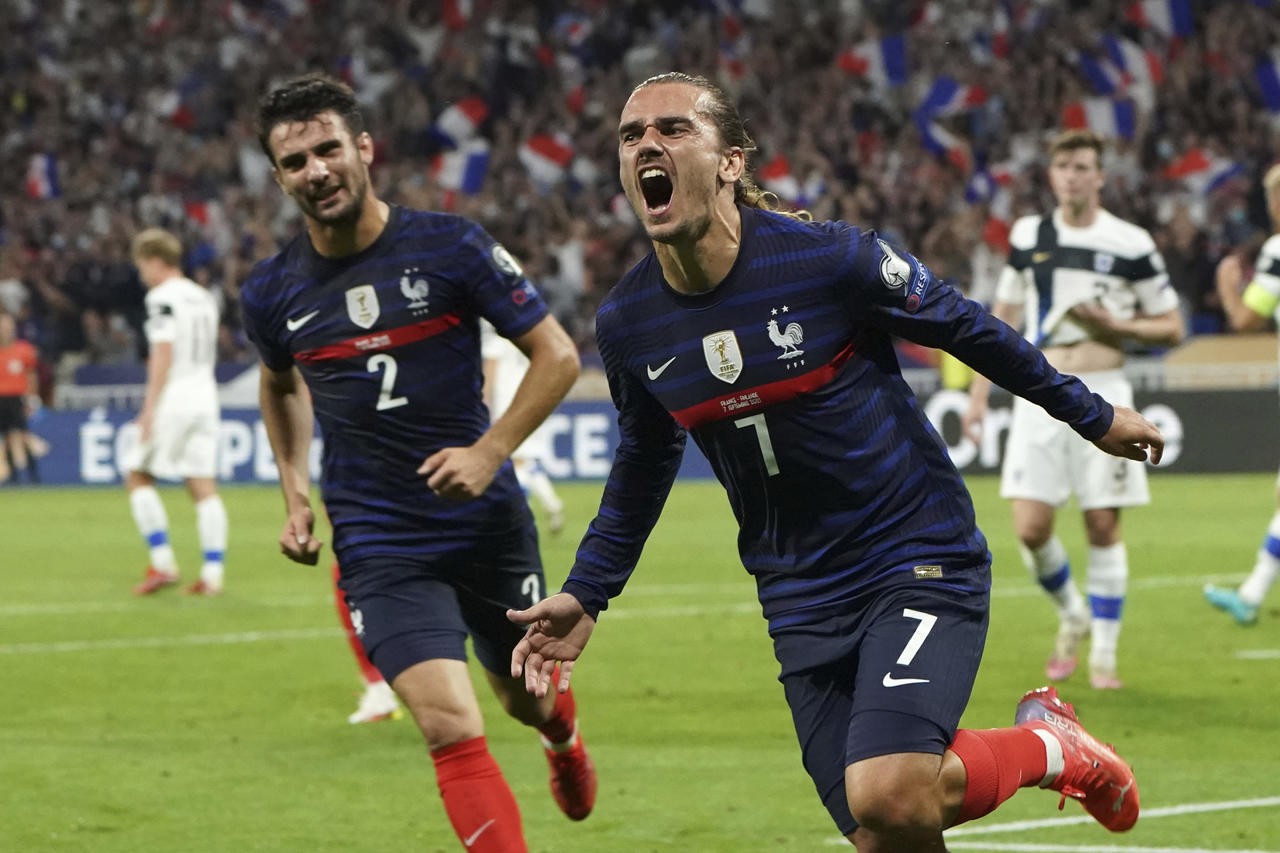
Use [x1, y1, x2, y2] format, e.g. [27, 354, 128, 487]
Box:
[508, 73, 1160, 851]
[239, 74, 594, 853]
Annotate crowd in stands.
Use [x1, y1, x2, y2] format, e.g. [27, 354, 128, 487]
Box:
[3, 0, 1280, 401]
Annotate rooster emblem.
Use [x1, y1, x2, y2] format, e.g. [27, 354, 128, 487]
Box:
[766, 319, 805, 359]
[400, 274, 430, 310]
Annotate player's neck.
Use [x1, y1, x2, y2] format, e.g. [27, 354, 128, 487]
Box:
[307, 198, 390, 258]
[654, 203, 742, 295]
[1057, 201, 1100, 229]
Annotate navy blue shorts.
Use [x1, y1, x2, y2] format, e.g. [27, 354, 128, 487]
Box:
[336, 524, 545, 683]
[774, 574, 990, 835]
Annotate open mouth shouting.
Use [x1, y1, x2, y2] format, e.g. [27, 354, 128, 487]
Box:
[639, 167, 674, 215]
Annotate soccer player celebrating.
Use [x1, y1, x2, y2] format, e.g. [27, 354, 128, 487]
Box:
[125, 228, 228, 597]
[1205, 163, 1280, 625]
[963, 130, 1184, 688]
[241, 74, 594, 852]
[509, 73, 1155, 851]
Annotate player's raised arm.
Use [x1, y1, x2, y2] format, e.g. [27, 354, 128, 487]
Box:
[259, 363, 323, 564]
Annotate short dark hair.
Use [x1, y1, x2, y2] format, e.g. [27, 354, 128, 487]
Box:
[1049, 129, 1105, 165]
[632, 72, 810, 221]
[256, 73, 365, 164]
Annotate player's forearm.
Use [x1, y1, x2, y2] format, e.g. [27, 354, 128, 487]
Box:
[1115, 311, 1185, 346]
[481, 320, 580, 459]
[259, 367, 314, 512]
[1221, 295, 1267, 332]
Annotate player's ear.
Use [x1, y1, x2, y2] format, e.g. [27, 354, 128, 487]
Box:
[357, 131, 375, 166]
[720, 146, 745, 185]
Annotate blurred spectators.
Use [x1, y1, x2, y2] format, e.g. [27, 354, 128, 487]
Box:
[4, 0, 1280, 398]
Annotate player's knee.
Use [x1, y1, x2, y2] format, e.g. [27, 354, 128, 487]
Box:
[845, 763, 941, 834]
[409, 703, 484, 752]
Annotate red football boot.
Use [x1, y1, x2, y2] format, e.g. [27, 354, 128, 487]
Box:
[543, 724, 597, 821]
[133, 567, 178, 595]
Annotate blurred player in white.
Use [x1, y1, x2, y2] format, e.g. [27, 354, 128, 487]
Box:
[964, 130, 1184, 688]
[125, 228, 229, 596]
[481, 320, 566, 534]
[1205, 163, 1280, 625]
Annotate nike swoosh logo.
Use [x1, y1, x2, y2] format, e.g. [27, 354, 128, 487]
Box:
[882, 673, 931, 687]
[463, 819, 495, 847]
[286, 310, 319, 331]
[646, 356, 677, 380]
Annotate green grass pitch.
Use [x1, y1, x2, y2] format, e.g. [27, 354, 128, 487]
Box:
[1, 473, 1277, 852]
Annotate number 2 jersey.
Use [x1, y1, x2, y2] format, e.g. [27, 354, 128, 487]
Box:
[240, 206, 549, 566]
[562, 205, 1115, 634]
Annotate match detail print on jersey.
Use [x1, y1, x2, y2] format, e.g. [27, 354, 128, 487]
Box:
[294, 314, 462, 364]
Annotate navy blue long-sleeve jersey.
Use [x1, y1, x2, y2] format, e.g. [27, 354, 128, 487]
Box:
[562, 206, 1113, 633]
[240, 206, 549, 566]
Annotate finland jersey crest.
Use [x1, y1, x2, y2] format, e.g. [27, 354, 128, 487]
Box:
[703, 330, 743, 384]
[346, 284, 380, 329]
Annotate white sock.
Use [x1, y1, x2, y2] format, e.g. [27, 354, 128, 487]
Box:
[130, 486, 176, 573]
[1240, 511, 1280, 606]
[1020, 537, 1085, 616]
[195, 494, 228, 586]
[1086, 543, 1128, 671]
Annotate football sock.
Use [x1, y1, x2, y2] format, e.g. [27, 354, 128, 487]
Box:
[332, 561, 383, 685]
[129, 486, 177, 573]
[1086, 543, 1128, 672]
[1020, 537, 1085, 615]
[949, 727, 1051, 825]
[431, 736, 527, 853]
[1240, 512, 1280, 606]
[195, 495, 227, 586]
[536, 687, 578, 750]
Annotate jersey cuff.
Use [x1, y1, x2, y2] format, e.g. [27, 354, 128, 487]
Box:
[560, 577, 609, 620]
[1242, 282, 1279, 318]
[1070, 393, 1114, 442]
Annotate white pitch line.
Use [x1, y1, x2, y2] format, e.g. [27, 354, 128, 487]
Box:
[0, 627, 341, 655]
[1236, 649, 1280, 660]
[944, 795, 1280, 836]
[947, 844, 1277, 853]
[0, 572, 1248, 618]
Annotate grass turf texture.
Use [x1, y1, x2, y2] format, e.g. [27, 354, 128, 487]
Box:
[1, 474, 1277, 852]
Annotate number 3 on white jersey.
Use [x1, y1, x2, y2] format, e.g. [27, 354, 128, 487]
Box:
[735, 412, 780, 476]
[367, 353, 408, 410]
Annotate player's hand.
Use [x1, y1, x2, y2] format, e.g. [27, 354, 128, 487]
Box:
[417, 443, 504, 501]
[279, 506, 323, 565]
[961, 396, 986, 445]
[1093, 404, 1163, 465]
[1068, 301, 1124, 344]
[507, 593, 596, 697]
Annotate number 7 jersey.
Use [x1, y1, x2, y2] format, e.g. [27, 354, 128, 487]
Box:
[562, 206, 1115, 632]
[240, 206, 550, 565]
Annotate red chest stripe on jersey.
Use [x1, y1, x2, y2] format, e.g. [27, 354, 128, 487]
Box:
[669, 341, 856, 429]
[294, 314, 462, 364]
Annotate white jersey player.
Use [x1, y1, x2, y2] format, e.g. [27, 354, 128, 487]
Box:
[1205, 163, 1280, 625]
[124, 227, 229, 596]
[481, 320, 565, 533]
[964, 129, 1184, 689]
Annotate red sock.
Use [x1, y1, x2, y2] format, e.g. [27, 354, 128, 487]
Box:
[949, 727, 1049, 825]
[431, 736, 527, 853]
[536, 687, 577, 746]
[332, 561, 382, 685]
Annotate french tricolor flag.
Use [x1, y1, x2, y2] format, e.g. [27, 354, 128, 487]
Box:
[1256, 49, 1280, 113]
[441, 0, 471, 31]
[1101, 34, 1165, 89]
[1060, 98, 1136, 140]
[432, 138, 490, 194]
[916, 76, 987, 117]
[519, 133, 575, 189]
[758, 153, 801, 203]
[1125, 0, 1194, 38]
[432, 97, 489, 149]
[1075, 51, 1125, 96]
[916, 117, 972, 172]
[836, 33, 909, 90]
[25, 153, 60, 200]
[1162, 148, 1245, 196]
